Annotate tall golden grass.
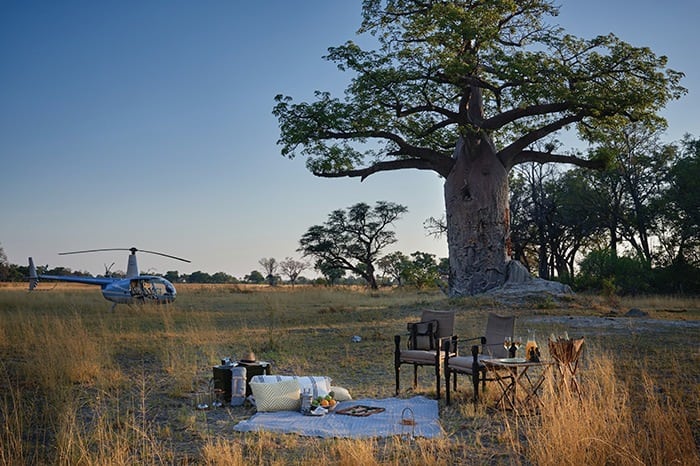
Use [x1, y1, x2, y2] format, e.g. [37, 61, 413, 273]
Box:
[516, 351, 699, 465]
[0, 283, 697, 465]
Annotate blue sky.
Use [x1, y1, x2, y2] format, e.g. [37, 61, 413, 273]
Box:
[1, 1, 698, 279]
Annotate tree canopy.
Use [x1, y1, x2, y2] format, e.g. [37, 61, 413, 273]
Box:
[274, 0, 685, 178]
[298, 201, 407, 289]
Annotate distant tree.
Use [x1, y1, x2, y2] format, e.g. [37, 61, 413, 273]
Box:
[164, 271, 180, 283]
[659, 135, 700, 267]
[577, 248, 652, 295]
[274, 0, 685, 296]
[187, 271, 212, 283]
[279, 257, 308, 286]
[423, 216, 446, 239]
[0, 244, 8, 281]
[6, 264, 26, 282]
[377, 251, 409, 286]
[547, 169, 605, 279]
[401, 251, 440, 288]
[315, 259, 346, 286]
[513, 163, 559, 279]
[244, 270, 266, 284]
[299, 201, 407, 289]
[508, 172, 537, 271]
[211, 272, 237, 284]
[259, 258, 278, 286]
[295, 275, 312, 285]
[589, 124, 675, 263]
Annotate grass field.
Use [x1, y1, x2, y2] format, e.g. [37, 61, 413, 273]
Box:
[0, 282, 698, 465]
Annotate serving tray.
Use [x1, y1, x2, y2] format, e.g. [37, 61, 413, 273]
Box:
[334, 405, 386, 417]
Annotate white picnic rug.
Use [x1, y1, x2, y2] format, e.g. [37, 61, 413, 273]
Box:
[233, 396, 443, 439]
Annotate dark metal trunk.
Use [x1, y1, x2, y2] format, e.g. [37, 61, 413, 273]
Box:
[444, 136, 510, 296]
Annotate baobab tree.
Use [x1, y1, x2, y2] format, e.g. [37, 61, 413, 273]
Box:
[274, 0, 684, 295]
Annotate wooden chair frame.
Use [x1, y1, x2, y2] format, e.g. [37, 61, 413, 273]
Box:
[394, 310, 457, 399]
[444, 314, 515, 405]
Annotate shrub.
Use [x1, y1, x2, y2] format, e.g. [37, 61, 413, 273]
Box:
[576, 249, 652, 294]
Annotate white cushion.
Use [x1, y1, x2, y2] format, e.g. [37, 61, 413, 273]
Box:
[399, 349, 441, 364]
[330, 385, 352, 401]
[249, 379, 301, 412]
[250, 375, 332, 399]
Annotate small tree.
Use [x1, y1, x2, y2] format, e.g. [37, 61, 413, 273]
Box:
[577, 248, 652, 295]
[401, 251, 440, 288]
[279, 257, 308, 286]
[660, 135, 700, 267]
[187, 271, 212, 283]
[588, 124, 676, 263]
[0, 243, 8, 282]
[377, 251, 409, 285]
[211, 272, 237, 284]
[299, 201, 407, 289]
[315, 259, 346, 286]
[244, 270, 265, 284]
[259, 257, 278, 286]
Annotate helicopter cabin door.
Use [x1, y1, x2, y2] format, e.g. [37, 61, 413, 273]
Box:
[130, 278, 170, 302]
[130, 279, 145, 299]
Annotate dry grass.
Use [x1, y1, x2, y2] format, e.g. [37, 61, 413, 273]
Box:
[517, 351, 699, 465]
[0, 283, 698, 465]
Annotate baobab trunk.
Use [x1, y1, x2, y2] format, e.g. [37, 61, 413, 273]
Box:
[445, 135, 511, 296]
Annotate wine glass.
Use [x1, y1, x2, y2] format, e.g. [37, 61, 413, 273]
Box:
[513, 336, 522, 355]
[503, 336, 512, 357]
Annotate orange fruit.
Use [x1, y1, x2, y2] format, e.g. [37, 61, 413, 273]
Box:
[320, 399, 330, 407]
[329, 399, 337, 407]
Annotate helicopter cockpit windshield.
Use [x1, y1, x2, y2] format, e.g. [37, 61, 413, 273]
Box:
[130, 277, 176, 301]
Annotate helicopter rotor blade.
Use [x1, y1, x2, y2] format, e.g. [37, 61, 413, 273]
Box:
[59, 248, 131, 255]
[138, 249, 191, 263]
[59, 248, 190, 263]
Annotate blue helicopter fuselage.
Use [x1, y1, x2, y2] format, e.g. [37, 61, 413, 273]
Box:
[29, 251, 185, 308]
[34, 274, 177, 305]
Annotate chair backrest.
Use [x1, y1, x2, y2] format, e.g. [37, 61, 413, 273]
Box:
[408, 320, 439, 350]
[483, 313, 515, 358]
[421, 310, 456, 339]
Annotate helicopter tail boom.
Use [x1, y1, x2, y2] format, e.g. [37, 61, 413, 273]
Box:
[28, 257, 115, 289]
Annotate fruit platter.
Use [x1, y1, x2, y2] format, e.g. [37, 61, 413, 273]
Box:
[305, 392, 338, 416]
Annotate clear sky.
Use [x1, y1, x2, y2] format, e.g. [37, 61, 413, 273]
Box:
[1, 1, 698, 279]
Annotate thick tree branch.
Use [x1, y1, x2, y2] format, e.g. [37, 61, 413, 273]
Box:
[511, 150, 605, 170]
[499, 114, 583, 168]
[321, 129, 450, 170]
[313, 158, 451, 181]
[481, 102, 572, 130]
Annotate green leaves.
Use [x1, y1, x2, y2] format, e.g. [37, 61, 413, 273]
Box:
[298, 201, 408, 288]
[275, 0, 686, 179]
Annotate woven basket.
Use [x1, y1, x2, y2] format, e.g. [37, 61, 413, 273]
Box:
[548, 337, 584, 363]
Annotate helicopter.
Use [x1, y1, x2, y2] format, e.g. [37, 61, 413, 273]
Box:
[28, 247, 190, 309]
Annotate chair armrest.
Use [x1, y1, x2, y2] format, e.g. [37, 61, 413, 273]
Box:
[438, 335, 458, 354]
[457, 336, 485, 344]
[438, 335, 458, 357]
[451, 336, 485, 353]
